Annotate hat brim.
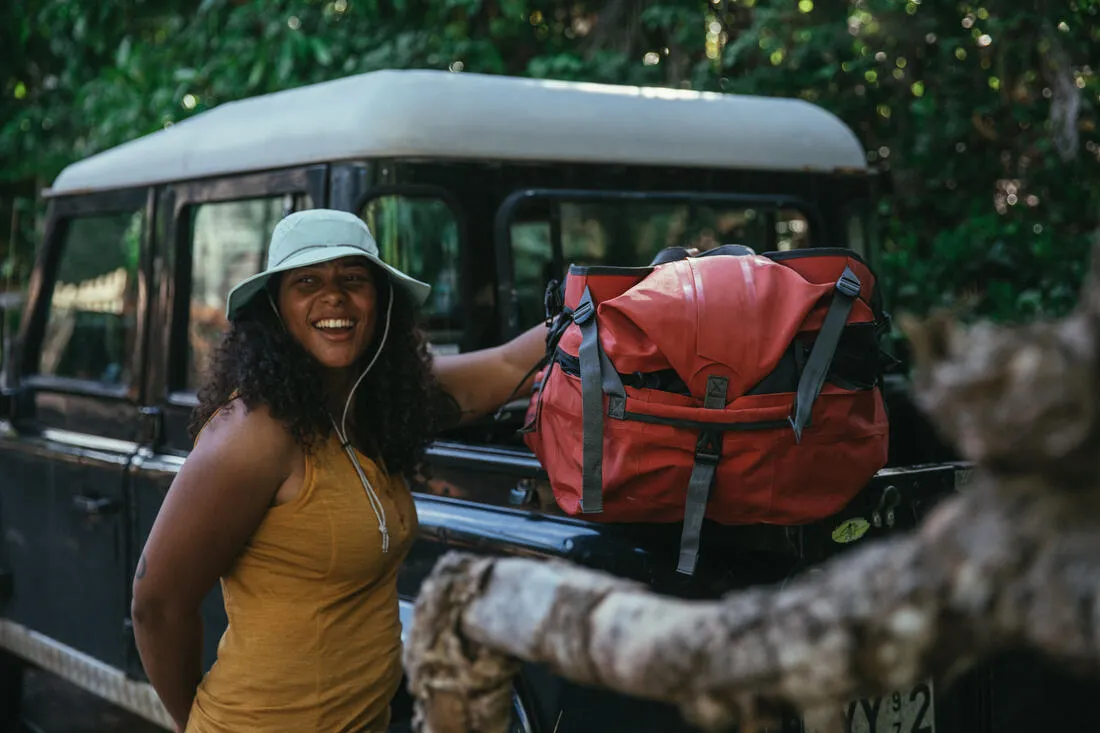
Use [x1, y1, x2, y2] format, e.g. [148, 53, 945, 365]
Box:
[225, 245, 432, 319]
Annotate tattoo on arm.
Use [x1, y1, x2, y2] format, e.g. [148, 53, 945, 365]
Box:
[135, 554, 147, 580]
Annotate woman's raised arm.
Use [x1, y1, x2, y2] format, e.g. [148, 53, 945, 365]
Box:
[432, 322, 549, 424]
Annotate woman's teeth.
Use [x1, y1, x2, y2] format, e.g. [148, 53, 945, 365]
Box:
[314, 318, 355, 330]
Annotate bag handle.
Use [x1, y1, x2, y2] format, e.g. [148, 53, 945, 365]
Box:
[649, 244, 756, 266]
[493, 279, 570, 423]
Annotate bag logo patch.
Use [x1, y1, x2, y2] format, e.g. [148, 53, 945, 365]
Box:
[831, 517, 871, 544]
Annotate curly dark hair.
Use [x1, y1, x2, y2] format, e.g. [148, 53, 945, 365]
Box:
[190, 270, 458, 478]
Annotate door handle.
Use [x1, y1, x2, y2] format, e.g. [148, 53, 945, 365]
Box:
[72, 494, 120, 516]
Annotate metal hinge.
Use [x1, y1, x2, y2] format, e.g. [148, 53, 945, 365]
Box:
[138, 406, 163, 448]
[871, 484, 901, 528]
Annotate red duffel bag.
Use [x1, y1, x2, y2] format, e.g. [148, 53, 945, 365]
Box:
[523, 245, 890, 575]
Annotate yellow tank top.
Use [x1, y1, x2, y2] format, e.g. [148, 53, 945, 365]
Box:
[185, 429, 418, 733]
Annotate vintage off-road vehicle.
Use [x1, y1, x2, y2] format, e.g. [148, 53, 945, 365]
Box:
[0, 69, 1094, 732]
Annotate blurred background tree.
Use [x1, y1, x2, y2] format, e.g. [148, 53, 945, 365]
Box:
[1, 0, 1097, 321]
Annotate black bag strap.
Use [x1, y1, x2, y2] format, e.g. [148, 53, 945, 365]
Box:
[543, 277, 565, 324]
[676, 375, 728, 576]
[789, 265, 861, 441]
[494, 350, 551, 424]
[494, 292, 573, 423]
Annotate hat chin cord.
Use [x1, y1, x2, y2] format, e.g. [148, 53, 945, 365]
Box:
[267, 286, 396, 553]
[332, 286, 395, 553]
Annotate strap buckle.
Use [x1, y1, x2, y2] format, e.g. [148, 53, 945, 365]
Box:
[572, 298, 595, 325]
[836, 268, 862, 298]
[695, 430, 722, 465]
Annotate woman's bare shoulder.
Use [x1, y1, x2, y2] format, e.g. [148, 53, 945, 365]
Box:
[135, 399, 301, 611]
[194, 398, 298, 467]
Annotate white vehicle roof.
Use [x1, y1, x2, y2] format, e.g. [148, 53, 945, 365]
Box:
[49, 69, 868, 196]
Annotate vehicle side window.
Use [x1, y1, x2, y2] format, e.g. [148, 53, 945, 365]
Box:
[509, 202, 812, 332]
[557, 203, 812, 264]
[39, 210, 143, 385]
[845, 206, 869, 260]
[185, 197, 287, 390]
[775, 210, 810, 251]
[361, 195, 462, 353]
[510, 220, 554, 331]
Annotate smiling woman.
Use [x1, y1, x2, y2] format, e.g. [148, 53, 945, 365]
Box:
[128, 209, 548, 733]
[191, 211, 443, 466]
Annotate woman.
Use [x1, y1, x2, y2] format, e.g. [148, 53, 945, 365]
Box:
[131, 208, 547, 732]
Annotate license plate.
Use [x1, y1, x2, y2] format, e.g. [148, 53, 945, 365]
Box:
[808, 681, 935, 733]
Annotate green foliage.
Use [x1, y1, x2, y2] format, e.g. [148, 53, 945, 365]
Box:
[2, 0, 1098, 322]
[706, 0, 1099, 322]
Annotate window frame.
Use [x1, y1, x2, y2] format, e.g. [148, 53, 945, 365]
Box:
[493, 188, 824, 339]
[21, 187, 151, 401]
[161, 166, 325, 406]
[355, 185, 470, 352]
[178, 196, 294, 392]
[841, 198, 876, 269]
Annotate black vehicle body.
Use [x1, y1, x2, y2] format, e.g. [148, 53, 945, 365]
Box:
[0, 70, 1095, 733]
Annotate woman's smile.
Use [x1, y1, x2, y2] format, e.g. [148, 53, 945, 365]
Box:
[312, 317, 359, 341]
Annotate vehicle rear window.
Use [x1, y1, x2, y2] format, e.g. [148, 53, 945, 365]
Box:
[360, 194, 463, 354]
[509, 201, 810, 332]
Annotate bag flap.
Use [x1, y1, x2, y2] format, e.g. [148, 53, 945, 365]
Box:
[598, 255, 829, 400]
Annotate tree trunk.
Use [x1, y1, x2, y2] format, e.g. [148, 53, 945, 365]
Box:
[404, 244, 1100, 733]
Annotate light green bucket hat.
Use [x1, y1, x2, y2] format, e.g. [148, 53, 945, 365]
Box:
[225, 208, 431, 319]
